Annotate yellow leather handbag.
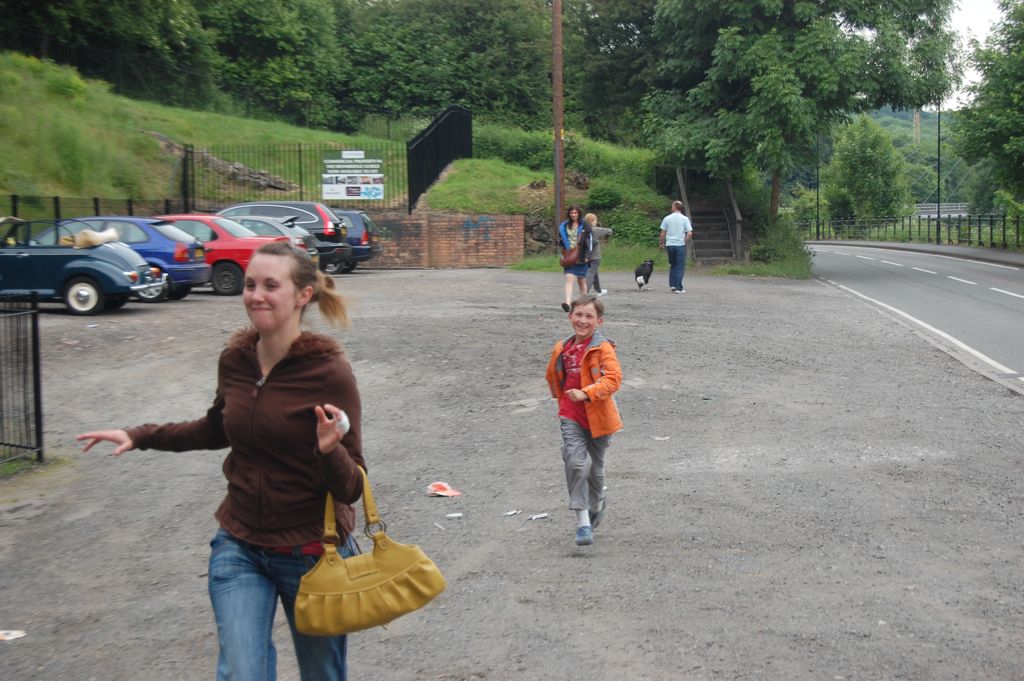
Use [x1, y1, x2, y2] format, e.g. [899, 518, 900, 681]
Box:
[294, 467, 446, 636]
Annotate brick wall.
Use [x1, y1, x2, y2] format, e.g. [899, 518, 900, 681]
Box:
[367, 212, 524, 268]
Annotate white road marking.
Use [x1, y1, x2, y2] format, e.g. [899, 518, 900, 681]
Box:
[881, 261, 904, 267]
[912, 267, 937, 274]
[948, 276, 977, 285]
[856, 255, 875, 260]
[991, 287, 1024, 300]
[825, 279, 1023, 383]
[809, 244, 1021, 270]
[928, 253, 1019, 270]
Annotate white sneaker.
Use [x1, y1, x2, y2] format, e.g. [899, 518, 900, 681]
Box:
[597, 289, 608, 296]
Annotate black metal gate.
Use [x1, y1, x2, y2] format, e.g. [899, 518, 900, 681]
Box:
[0, 294, 44, 464]
[407, 105, 473, 213]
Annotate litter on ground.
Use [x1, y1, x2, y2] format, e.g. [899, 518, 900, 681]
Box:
[426, 481, 462, 497]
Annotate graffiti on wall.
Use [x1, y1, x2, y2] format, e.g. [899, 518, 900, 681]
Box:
[462, 215, 495, 241]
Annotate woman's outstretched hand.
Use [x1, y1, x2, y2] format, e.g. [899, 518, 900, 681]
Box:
[76, 430, 135, 456]
[314, 404, 349, 455]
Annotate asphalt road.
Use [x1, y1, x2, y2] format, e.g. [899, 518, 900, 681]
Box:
[3, 268, 1024, 680]
[810, 244, 1024, 390]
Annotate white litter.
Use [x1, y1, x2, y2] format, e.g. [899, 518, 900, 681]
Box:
[445, 513, 463, 519]
[503, 510, 522, 517]
[0, 630, 26, 641]
[528, 513, 548, 521]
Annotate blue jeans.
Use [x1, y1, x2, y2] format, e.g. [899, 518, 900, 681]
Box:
[666, 245, 687, 290]
[208, 527, 358, 681]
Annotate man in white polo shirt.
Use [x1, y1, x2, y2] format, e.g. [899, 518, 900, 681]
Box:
[658, 200, 693, 293]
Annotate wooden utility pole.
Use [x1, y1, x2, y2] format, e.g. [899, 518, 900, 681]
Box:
[552, 0, 565, 241]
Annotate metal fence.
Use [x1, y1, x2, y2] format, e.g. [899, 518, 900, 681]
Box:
[0, 195, 190, 221]
[0, 294, 43, 465]
[407, 105, 473, 213]
[799, 214, 1023, 249]
[1, 107, 471, 219]
[186, 141, 409, 213]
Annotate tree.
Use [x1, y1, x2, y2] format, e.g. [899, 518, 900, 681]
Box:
[200, 0, 350, 129]
[564, 0, 659, 143]
[348, 0, 551, 128]
[645, 0, 959, 217]
[788, 183, 828, 225]
[956, 0, 1024, 196]
[824, 116, 911, 220]
[0, 0, 221, 106]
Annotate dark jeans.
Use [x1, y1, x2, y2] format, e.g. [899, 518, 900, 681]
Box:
[667, 245, 687, 290]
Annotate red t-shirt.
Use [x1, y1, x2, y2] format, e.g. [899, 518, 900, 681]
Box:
[558, 337, 590, 429]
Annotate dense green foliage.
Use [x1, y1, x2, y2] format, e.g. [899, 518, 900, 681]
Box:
[0, 0, 554, 132]
[645, 0, 959, 216]
[956, 0, 1024, 197]
[4, 0, 1018, 235]
[824, 116, 912, 220]
[749, 217, 812, 266]
[0, 53, 382, 197]
[563, 0, 658, 143]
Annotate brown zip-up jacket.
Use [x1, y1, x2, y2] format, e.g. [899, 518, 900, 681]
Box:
[127, 328, 365, 546]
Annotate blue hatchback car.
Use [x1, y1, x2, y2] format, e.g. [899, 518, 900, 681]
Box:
[331, 210, 384, 274]
[68, 217, 211, 301]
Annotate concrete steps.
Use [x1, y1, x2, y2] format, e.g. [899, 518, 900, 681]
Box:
[690, 205, 734, 261]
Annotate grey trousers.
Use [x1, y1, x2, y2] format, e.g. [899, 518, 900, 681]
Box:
[585, 258, 602, 292]
[559, 418, 610, 512]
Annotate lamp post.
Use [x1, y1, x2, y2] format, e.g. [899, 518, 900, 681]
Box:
[552, 0, 565, 242]
[936, 106, 942, 244]
[815, 134, 821, 240]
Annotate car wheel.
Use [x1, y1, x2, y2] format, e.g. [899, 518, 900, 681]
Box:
[340, 261, 357, 274]
[136, 279, 169, 303]
[322, 260, 343, 275]
[212, 262, 244, 295]
[64, 277, 105, 315]
[168, 285, 191, 301]
[104, 295, 130, 310]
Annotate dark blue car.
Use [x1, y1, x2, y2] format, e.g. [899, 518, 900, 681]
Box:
[0, 217, 164, 315]
[330, 210, 383, 274]
[69, 217, 211, 301]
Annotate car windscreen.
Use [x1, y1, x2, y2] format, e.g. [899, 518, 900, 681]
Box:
[152, 221, 202, 243]
[214, 217, 259, 238]
[359, 213, 379, 234]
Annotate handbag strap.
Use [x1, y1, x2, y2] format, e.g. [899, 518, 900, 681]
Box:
[321, 466, 382, 544]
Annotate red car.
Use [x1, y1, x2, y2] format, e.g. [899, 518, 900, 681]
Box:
[156, 214, 288, 295]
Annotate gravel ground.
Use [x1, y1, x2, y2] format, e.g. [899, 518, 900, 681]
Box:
[1, 267, 1023, 681]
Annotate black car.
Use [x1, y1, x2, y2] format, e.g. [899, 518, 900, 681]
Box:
[330, 210, 384, 274]
[217, 202, 352, 273]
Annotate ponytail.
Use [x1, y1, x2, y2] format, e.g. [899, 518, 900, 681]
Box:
[314, 270, 349, 328]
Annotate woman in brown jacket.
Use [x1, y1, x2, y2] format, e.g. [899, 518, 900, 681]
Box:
[78, 241, 364, 681]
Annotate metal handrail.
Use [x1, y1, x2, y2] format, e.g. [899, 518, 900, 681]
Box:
[722, 206, 737, 259]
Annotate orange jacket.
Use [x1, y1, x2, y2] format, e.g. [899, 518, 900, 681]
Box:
[546, 332, 623, 437]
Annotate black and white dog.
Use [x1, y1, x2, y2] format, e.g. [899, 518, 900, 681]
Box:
[634, 259, 654, 291]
